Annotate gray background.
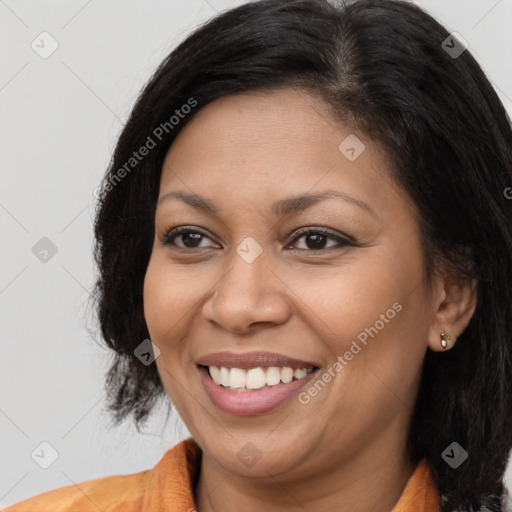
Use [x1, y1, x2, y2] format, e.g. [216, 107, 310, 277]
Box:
[1, 0, 511, 507]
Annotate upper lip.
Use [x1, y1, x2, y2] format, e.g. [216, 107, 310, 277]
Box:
[196, 351, 319, 370]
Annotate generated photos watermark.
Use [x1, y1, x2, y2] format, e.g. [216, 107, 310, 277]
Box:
[93, 97, 197, 199]
[298, 301, 403, 405]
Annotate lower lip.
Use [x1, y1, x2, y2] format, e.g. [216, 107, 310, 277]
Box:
[197, 365, 318, 416]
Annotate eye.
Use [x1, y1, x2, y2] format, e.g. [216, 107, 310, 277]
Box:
[287, 227, 353, 252]
[161, 226, 219, 249]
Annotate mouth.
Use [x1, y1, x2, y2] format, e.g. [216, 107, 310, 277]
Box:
[197, 361, 320, 416]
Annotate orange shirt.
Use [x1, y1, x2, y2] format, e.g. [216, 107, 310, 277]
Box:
[3, 438, 440, 511]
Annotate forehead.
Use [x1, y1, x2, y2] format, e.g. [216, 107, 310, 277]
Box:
[158, 88, 402, 216]
[166, 88, 348, 156]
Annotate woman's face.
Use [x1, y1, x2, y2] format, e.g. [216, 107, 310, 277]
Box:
[143, 88, 437, 478]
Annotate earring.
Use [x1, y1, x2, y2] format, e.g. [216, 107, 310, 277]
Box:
[440, 330, 448, 349]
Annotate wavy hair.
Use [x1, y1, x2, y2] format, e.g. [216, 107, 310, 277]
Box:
[89, 1, 512, 510]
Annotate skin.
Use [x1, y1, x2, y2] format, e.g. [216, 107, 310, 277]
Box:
[143, 88, 477, 512]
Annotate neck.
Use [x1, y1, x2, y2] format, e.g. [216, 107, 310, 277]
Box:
[193, 438, 415, 512]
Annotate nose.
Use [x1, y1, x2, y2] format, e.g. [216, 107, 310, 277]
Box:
[201, 244, 291, 334]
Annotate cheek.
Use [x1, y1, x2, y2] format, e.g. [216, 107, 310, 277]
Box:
[291, 244, 428, 402]
[285, 258, 412, 350]
[142, 255, 201, 338]
[294, 278, 428, 449]
[143, 257, 197, 409]
[143, 259, 169, 337]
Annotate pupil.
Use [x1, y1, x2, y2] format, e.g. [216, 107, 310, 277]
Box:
[306, 234, 325, 250]
[183, 233, 201, 247]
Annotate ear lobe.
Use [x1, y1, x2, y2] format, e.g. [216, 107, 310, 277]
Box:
[427, 272, 477, 352]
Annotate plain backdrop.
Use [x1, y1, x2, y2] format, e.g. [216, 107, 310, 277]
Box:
[1, 0, 512, 507]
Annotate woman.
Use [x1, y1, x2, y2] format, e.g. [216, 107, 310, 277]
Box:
[5, 0, 512, 511]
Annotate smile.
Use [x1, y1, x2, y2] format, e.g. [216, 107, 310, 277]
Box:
[197, 364, 319, 415]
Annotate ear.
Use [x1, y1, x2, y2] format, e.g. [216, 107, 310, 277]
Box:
[427, 268, 477, 352]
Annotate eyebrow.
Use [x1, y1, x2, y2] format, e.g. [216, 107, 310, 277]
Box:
[158, 189, 374, 217]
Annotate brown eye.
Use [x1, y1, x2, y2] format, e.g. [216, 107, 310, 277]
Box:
[162, 227, 218, 249]
[288, 228, 353, 252]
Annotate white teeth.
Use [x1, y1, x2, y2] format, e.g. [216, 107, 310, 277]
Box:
[209, 365, 221, 384]
[266, 366, 281, 386]
[220, 366, 230, 387]
[206, 365, 314, 390]
[246, 368, 266, 389]
[280, 367, 294, 383]
[294, 368, 307, 379]
[229, 368, 247, 389]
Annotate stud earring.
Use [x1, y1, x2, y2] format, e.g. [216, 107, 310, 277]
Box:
[440, 330, 448, 349]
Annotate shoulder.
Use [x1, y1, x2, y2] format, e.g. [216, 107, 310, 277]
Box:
[2, 438, 200, 512]
[392, 459, 440, 512]
[1, 470, 151, 512]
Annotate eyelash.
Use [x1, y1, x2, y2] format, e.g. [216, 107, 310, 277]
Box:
[160, 225, 354, 252]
